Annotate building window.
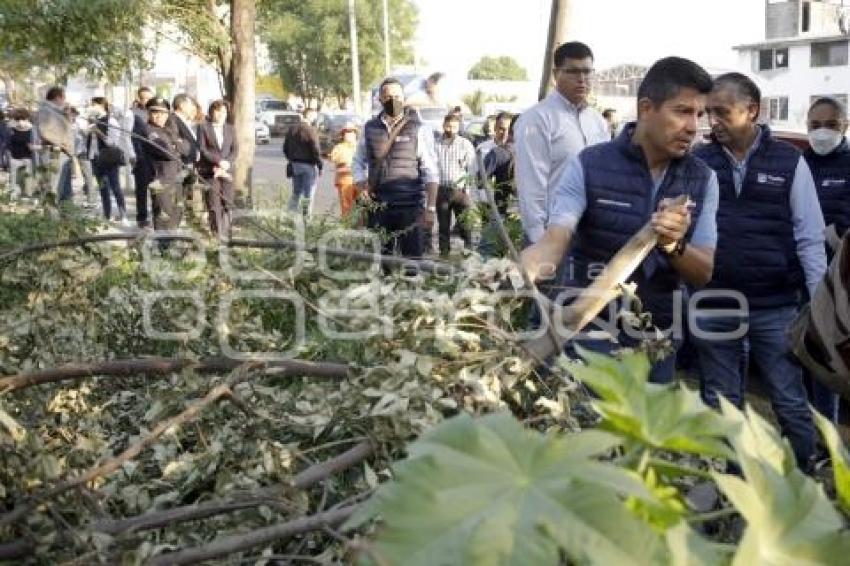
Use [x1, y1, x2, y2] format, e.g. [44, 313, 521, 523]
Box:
[810, 94, 849, 110]
[758, 47, 790, 71]
[762, 96, 789, 122]
[802, 1, 811, 33]
[811, 40, 849, 67]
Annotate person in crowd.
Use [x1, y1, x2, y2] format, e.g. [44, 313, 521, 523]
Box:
[198, 99, 237, 238]
[69, 107, 95, 206]
[514, 41, 610, 246]
[475, 115, 499, 161]
[478, 112, 517, 257]
[168, 93, 201, 207]
[145, 96, 189, 233]
[131, 86, 155, 227]
[283, 111, 322, 216]
[692, 72, 826, 471]
[352, 77, 439, 258]
[87, 96, 128, 223]
[801, 96, 850, 424]
[35, 86, 75, 203]
[0, 109, 9, 172]
[521, 56, 718, 384]
[8, 108, 35, 194]
[435, 113, 477, 255]
[407, 72, 446, 109]
[602, 108, 619, 139]
[329, 122, 359, 218]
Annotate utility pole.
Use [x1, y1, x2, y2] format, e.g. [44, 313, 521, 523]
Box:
[348, 0, 362, 115]
[383, 0, 391, 76]
[538, 0, 571, 101]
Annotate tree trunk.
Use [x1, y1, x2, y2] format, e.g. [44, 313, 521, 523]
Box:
[231, 0, 256, 205]
[538, 0, 571, 101]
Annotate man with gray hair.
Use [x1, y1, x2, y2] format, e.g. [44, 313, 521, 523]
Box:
[692, 72, 826, 471]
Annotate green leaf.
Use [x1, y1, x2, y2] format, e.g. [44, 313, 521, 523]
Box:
[350, 413, 666, 566]
[664, 522, 729, 566]
[568, 348, 736, 459]
[715, 400, 850, 565]
[812, 409, 850, 514]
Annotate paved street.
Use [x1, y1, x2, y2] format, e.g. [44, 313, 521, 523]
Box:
[252, 135, 338, 216]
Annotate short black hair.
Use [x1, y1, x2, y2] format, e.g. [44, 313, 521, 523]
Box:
[636, 57, 713, 107]
[602, 108, 617, 119]
[809, 96, 847, 120]
[172, 93, 191, 110]
[379, 77, 403, 95]
[91, 96, 110, 114]
[712, 72, 761, 117]
[137, 86, 153, 98]
[443, 113, 460, 125]
[495, 111, 513, 123]
[46, 86, 65, 102]
[553, 42, 593, 68]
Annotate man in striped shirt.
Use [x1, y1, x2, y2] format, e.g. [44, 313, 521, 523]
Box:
[435, 113, 478, 256]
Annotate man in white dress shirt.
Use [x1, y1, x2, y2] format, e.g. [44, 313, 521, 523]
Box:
[514, 41, 610, 245]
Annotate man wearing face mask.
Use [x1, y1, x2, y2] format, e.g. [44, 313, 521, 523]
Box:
[802, 96, 850, 424]
[692, 73, 826, 471]
[352, 77, 440, 258]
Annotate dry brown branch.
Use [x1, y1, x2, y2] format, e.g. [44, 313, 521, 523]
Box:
[144, 505, 357, 566]
[0, 356, 351, 395]
[0, 364, 259, 528]
[92, 440, 374, 536]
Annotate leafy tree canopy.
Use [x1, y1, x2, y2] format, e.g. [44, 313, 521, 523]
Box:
[467, 55, 528, 81]
[261, 0, 417, 107]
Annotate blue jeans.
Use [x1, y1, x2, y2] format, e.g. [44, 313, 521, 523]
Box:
[692, 305, 815, 467]
[96, 165, 125, 219]
[288, 162, 317, 215]
[57, 153, 73, 202]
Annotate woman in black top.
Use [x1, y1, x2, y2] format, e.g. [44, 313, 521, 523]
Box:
[197, 100, 237, 238]
[283, 114, 322, 215]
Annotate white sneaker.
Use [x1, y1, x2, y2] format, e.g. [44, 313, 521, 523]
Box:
[120, 216, 132, 227]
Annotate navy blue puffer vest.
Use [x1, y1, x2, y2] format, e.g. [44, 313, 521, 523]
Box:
[805, 139, 850, 239]
[693, 126, 802, 309]
[566, 124, 710, 329]
[364, 108, 423, 206]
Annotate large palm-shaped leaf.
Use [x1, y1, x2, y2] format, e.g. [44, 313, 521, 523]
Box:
[715, 399, 850, 565]
[813, 409, 850, 514]
[567, 348, 736, 458]
[349, 412, 667, 566]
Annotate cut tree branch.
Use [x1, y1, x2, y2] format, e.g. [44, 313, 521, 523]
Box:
[0, 232, 200, 263]
[0, 356, 351, 395]
[227, 238, 456, 276]
[0, 364, 260, 528]
[144, 505, 357, 566]
[92, 440, 374, 536]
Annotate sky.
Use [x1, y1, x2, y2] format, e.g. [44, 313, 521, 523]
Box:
[412, 0, 766, 80]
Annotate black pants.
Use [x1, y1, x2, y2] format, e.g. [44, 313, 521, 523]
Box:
[134, 170, 151, 226]
[204, 176, 233, 238]
[152, 182, 183, 232]
[368, 204, 424, 258]
[436, 186, 471, 256]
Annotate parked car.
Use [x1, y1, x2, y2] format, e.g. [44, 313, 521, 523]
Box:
[269, 111, 302, 137]
[255, 121, 270, 144]
[256, 99, 294, 134]
[316, 112, 363, 155]
[462, 117, 489, 146]
[416, 106, 448, 138]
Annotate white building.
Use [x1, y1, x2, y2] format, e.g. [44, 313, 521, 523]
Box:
[734, 0, 850, 131]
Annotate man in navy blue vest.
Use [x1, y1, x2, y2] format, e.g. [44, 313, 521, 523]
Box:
[352, 78, 439, 258]
[521, 57, 718, 384]
[692, 73, 826, 470]
[802, 96, 849, 424]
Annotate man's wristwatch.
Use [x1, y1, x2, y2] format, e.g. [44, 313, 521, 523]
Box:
[661, 239, 687, 257]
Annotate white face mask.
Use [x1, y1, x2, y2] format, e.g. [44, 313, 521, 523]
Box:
[808, 127, 844, 156]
